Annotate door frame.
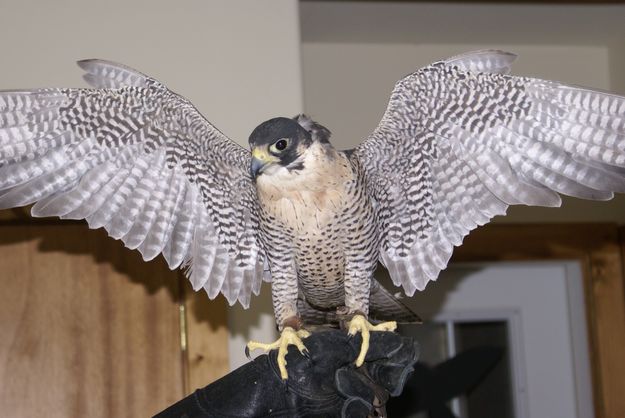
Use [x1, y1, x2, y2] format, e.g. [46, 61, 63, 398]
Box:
[450, 224, 625, 418]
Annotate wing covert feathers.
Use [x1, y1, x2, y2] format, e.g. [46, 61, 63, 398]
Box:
[356, 50, 625, 295]
[0, 60, 264, 308]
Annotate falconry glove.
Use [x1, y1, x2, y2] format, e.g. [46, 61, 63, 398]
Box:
[153, 329, 419, 418]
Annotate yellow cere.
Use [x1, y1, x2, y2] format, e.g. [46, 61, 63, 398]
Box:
[252, 148, 272, 162]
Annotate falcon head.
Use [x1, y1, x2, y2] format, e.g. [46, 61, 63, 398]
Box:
[248, 115, 330, 179]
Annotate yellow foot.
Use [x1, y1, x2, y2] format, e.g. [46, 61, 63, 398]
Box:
[246, 327, 311, 380]
[347, 314, 397, 367]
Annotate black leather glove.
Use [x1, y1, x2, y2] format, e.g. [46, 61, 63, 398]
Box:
[154, 329, 418, 418]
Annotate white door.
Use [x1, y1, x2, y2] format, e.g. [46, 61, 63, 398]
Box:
[389, 262, 594, 418]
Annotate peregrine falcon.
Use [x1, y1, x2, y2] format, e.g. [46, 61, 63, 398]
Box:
[2, 50, 625, 379]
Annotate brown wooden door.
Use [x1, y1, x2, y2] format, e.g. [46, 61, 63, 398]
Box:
[0, 224, 185, 417]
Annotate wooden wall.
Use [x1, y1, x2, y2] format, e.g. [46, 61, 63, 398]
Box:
[0, 221, 229, 417]
[1, 217, 623, 417]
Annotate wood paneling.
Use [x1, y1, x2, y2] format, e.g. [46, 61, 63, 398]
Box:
[182, 282, 230, 392]
[0, 224, 185, 417]
[453, 224, 625, 418]
[4, 219, 621, 415]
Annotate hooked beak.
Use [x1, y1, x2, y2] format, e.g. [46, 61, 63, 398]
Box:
[250, 148, 275, 178]
[250, 157, 266, 178]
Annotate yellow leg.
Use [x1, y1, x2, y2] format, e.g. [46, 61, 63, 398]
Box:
[347, 314, 397, 367]
[246, 327, 311, 380]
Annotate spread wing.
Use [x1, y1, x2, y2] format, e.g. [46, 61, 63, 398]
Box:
[355, 50, 625, 296]
[0, 60, 264, 307]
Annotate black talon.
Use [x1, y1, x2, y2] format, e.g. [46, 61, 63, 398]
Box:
[245, 345, 252, 360]
[303, 349, 314, 367]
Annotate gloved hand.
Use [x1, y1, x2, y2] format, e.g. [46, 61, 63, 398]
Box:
[154, 328, 418, 418]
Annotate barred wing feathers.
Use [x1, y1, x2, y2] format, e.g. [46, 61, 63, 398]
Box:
[355, 50, 625, 296]
[0, 60, 264, 307]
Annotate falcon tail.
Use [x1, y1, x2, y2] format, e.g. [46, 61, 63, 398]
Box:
[369, 279, 422, 324]
[296, 279, 421, 326]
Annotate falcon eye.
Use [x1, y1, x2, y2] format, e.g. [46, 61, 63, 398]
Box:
[270, 138, 290, 154]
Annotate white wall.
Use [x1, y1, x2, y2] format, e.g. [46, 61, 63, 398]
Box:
[303, 43, 611, 150]
[0, 0, 302, 145]
[301, 2, 625, 224]
[0, 0, 302, 373]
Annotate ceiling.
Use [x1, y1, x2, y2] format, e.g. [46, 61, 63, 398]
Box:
[300, 1, 625, 45]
